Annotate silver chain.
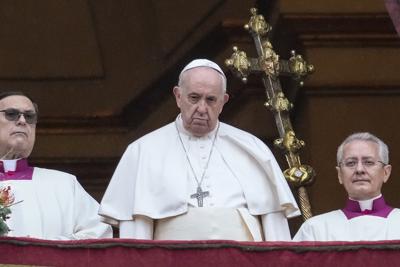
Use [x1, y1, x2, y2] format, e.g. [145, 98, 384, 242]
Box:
[175, 122, 219, 189]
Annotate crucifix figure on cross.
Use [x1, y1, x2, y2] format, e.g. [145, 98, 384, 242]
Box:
[225, 8, 316, 221]
[190, 186, 210, 207]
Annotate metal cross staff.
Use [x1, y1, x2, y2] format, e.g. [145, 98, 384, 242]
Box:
[225, 8, 315, 221]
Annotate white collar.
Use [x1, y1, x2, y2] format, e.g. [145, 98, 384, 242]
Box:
[350, 194, 382, 211]
[0, 159, 18, 172]
[175, 114, 219, 140]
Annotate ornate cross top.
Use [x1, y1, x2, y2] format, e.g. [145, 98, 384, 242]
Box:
[225, 8, 315, 221]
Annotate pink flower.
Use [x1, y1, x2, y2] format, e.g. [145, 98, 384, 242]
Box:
[0, 186, 15, 206]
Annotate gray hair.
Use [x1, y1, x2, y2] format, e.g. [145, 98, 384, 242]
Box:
[337, 132, 389, 165]
[177, 59, 227, 92]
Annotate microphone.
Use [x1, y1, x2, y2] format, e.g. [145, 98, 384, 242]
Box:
[0, 147, 16, 160]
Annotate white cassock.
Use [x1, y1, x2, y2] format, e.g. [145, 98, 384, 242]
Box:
[0, 160, 112, 240]
[293, 195, 400, 241]
[99, 115, 300, 241]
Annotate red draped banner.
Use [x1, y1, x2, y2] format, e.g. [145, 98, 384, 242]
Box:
[1, 237, 400, 267]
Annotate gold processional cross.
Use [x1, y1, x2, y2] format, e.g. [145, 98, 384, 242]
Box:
[225, 8, 315, 220]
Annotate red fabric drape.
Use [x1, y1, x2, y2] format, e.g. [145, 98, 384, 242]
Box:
[2, 237, 400, 267]
[385, 0, 400, 37]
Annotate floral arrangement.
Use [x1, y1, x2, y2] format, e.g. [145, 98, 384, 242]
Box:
[0, 186, 15, 236]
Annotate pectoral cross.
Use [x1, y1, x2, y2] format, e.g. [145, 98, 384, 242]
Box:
[225, 8, 316, 221]
[190, 186, 209, 207]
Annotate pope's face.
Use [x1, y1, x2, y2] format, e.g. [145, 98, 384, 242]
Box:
[0, 95, 37, 159]
[174, 67, 229, 137]
[336, 140, 391, 200]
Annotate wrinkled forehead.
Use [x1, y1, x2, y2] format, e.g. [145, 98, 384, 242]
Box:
[0, 95, 35, 110]
[342, 140, 379, 158]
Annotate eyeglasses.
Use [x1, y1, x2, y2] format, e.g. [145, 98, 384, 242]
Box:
[0, 108, 38, 124]
[339, 159, 386, 169]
